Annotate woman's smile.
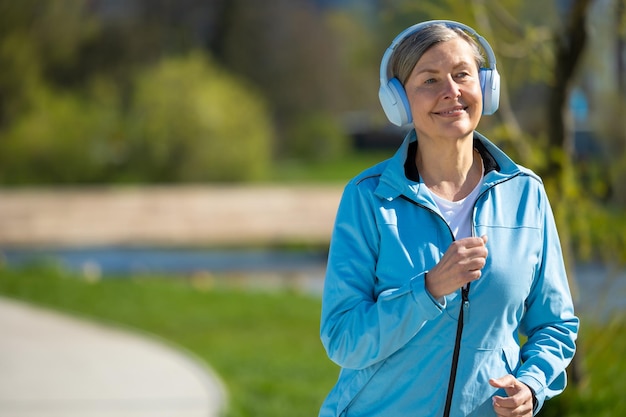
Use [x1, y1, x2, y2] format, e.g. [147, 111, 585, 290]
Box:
[434, 105, 468, 116]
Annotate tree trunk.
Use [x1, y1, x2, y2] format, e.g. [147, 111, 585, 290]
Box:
[547, 0, 594, 387]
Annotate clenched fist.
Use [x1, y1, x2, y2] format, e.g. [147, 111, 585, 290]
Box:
[425, 235, 488, 299]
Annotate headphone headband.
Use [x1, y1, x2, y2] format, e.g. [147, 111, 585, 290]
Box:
[379, 20, 500, 126]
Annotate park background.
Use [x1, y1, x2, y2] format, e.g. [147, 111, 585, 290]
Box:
[0, 0, 625, 416]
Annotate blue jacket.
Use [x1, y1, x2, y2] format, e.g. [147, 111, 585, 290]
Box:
[319, 130, 579, 417]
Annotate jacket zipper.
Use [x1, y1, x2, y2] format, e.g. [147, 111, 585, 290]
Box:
[399, 194, 473, 417]
[442, 283, 470, 417]
[397, 159, 523, 415]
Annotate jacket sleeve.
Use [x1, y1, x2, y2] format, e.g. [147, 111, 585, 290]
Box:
[320, 181, 444, 370]
[516, 187, 579, 414]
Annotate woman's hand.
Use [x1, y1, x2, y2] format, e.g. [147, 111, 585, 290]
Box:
[489, 375, 534, 417]
[425, 235, 488, 299]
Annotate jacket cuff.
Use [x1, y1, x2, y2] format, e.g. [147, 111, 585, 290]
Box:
[409, 272, 446, 316]
[517, 375, 544, 415]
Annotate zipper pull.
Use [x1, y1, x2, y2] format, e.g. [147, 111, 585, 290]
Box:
[462, 286, 470, 325]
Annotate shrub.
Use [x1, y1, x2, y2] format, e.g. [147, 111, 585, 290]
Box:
[126, 52, 274, 182]
[0, 52, 275, 184]
[0, 83, 121, 184]
[286, 112, 350, 162]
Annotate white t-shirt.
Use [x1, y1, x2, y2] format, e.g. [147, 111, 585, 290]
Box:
[428, 171, 483, 239]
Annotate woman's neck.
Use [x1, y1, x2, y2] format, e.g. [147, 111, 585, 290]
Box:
[415, 141, 483, 202]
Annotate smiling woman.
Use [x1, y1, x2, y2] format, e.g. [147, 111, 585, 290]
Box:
[318, 20, 578, 417]
[403, 37, 484, 198]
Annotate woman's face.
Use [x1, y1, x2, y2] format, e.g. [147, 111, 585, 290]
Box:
[404, 37, 483, 144]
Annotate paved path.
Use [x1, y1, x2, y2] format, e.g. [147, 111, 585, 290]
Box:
[0, 296, 227, 417]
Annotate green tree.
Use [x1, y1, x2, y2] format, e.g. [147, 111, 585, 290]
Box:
[0, 82, 121, 184]
[0, 0, 100, 126]
[0, 52, 274, 184]
[125, 52, 273, 182]
[215, 0, 346, 158]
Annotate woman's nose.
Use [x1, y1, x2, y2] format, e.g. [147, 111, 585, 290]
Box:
[442, 75, 461, 99]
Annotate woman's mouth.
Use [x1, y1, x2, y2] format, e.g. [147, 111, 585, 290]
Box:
[435, 106, 467, 116]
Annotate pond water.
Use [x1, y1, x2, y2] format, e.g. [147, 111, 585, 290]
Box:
[1, 247, 624, 320]
[0, 246, 329, 295]
[1, 246, 327, 275]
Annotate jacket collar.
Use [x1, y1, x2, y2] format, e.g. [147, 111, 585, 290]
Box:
[374, 129, 523, 204]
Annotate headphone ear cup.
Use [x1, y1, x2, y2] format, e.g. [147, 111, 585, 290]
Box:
[479, 68, 500, 115]
[378, 77, 412, 126]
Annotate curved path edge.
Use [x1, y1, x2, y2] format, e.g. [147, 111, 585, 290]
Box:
[0, 296, 227, 417]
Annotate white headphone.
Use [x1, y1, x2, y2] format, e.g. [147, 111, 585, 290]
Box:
[379, 20, 500, 127]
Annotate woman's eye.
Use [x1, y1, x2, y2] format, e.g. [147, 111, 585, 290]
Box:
[424, 78, 436, 84]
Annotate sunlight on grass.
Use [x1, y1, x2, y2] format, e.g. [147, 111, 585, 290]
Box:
[1, 264, 625, 416]
[0, 265, 338, 417]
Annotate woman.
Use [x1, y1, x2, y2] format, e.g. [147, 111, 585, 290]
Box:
[318, 20, 578, 417]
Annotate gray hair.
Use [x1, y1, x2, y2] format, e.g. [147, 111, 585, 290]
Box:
[391, 23, 486, 85]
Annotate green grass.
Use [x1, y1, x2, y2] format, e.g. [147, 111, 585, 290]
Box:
[1, 263, 625, 416]
[539, 314, 626, 417]
[0, 264, 338, 417]
[268, 150, 393, 183]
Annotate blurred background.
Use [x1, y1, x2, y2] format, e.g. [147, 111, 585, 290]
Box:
[0, 0, 625, 416]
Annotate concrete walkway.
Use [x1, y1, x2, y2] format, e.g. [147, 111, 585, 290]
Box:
[0, 296, 227, 417]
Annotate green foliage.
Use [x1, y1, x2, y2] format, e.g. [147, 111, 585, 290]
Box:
[540, 315, 626, 417]
[271, 150, 393, 183]
[0, 1, 276, 184]
[324, 9, 381, 117]
[0, 84, 122, 184]
[0, 31, 41, 121]
[217, 0, 345, 138]
[286, 112, 350, 162]
[126, 53, 273, 182]
[608, 143, 626, 206]
[0, 52, 274, 184]
[0, 0, 100, 121]
[564, 198, 626, 264]
[538, 151, 626, 265]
